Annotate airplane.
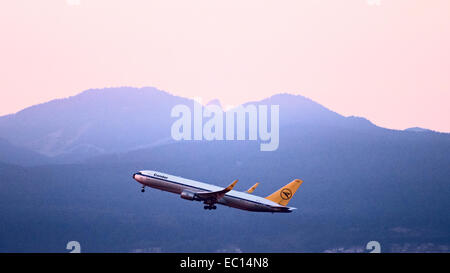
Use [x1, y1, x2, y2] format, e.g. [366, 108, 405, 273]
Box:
[132, 170, 303, 213]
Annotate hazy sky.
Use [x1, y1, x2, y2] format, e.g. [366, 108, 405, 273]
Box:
[0, 0, 449, 132]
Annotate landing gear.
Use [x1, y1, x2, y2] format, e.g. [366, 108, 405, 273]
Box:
[203, 200, 217, 210]
[141, 186, 145, 193]
[203, 205, 217, 210]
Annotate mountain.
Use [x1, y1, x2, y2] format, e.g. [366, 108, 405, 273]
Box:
[405, 127, 434, 133]
[0, 87, 379, 162]
[0, 137, 52, 166]
[0, 87, 449, 252]
[0, 87, 191, 162]
[206, 99, 222, 109]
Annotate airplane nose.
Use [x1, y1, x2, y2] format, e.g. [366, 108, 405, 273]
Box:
[133, 173, 137, 180]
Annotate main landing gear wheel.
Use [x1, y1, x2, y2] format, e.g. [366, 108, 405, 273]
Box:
[203, 205, 217, 210]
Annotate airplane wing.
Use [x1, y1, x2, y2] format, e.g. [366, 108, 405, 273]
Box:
[195, 180, 238, 201]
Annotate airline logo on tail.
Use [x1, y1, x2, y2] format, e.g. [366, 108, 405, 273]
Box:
[265, 179, 303, 206]
[280, 188, 292, 200]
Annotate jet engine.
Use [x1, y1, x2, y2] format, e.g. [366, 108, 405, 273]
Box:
[180, 190, 198, 201]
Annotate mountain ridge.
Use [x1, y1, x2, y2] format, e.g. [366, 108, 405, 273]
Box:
[0, 87, 390, 161]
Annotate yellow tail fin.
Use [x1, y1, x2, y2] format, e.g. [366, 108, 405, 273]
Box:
[265, 179, 303, 206]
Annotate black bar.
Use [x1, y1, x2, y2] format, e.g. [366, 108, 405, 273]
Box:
[0, 253, 447, 272]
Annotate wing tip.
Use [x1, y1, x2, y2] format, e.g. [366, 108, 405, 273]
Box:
[226, 179, 238, 191]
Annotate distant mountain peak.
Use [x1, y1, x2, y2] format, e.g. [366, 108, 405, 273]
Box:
[346, 116, 376, 127]
[404, 127, 433, 133]
[206, 99, 222, 109]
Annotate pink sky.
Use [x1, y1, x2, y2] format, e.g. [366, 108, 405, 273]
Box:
[0, 0, 449, 132]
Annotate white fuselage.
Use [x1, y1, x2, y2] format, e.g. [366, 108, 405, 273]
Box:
[133, 170, 293, 213]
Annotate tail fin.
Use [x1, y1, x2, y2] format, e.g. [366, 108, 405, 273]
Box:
[265, 179, 303, 206]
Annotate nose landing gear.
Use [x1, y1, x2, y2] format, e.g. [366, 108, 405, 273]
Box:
[141, 186, 145, 193]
